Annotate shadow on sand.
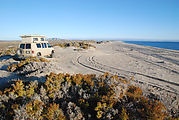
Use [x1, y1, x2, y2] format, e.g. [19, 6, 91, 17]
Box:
[0, 73, 46, 90]
[0, 55, 14, 60]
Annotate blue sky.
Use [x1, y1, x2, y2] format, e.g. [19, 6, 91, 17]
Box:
[0, 0, 178, 41]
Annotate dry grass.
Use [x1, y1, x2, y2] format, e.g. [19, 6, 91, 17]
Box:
[0, 41, 20, 49]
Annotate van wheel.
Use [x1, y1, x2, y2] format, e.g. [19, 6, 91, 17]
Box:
[50, 52, 54, 58]
[15, 48, 23, 59]
[16, 48, 23, 56]
[50, 50, 55, 58]
[37, 52, 41, 57]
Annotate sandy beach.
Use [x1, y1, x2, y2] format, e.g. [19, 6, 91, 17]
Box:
[0, 41, 179, 116]
[51, 41, 179, 92]
[1, 41, 179, 91]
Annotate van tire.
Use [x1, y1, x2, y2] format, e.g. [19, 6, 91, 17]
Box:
[16, 48, 23, 56]
[50, 52, 54, 58]
[16, 48, 23, 58]
[37, 52, 41, 57]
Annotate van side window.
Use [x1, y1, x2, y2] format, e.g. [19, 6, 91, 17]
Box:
[41, 38, 45, 41]
[41, 43, 44, 48]
[47, 43, 52, 48]
[26, 44, 31, 49]
[36, 43, 41, 48]
[33, 38, 38, 42]
[20, 44, 25, 49]
[44, 43, 47, 48]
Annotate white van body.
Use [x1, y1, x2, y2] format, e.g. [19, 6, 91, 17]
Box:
[16, 35, 54, 58]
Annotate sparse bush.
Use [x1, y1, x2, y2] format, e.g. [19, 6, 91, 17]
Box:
[0, 47, 17, 57]
[7, 56, 49, 72]
[43, 103, 66, 120]
[54, 41, 96, 49]
[0, 72, 175, 120]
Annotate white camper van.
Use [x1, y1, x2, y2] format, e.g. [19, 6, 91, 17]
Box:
[16, 35, 55, 58]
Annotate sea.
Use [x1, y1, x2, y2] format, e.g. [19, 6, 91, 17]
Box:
[123, 41, 179, 51]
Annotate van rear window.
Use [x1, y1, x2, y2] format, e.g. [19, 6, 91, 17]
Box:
[20, 44, 25, 49]
[36, 43, 41, 48]
[33, 38, 38, 41]
[26, 44, 31, 49]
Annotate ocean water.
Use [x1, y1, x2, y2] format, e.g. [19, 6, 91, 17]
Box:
[124, 41, 179, 50]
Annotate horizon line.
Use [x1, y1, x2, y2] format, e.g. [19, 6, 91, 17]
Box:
[0, 39, 179, 42]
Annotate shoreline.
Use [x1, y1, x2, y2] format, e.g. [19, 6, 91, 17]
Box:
[122, 41, 179, 51]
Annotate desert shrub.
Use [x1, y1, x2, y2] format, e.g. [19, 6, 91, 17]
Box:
[43, 103, 66, 120]
[7, 56, 49, 72]
[124, 85, 167, 120]
[55, 41, 96, 49]
[0, 72, 174, 120]
[25, 99, 44, 119]
[0, 47, 17, 57]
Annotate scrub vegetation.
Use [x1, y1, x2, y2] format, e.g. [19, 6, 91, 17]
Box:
[0, 72, 176, 120]
[54, 41, 96, 49]
[0, 47, 17, 57]
[7, 56, 49, 72]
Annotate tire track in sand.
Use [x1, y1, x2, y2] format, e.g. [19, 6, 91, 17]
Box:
[77, 55, 179, 94]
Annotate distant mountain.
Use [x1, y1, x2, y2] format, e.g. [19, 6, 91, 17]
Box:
[47, 38, 67, 41]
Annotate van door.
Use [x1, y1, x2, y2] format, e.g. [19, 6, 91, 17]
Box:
[24, 43, 32, 56]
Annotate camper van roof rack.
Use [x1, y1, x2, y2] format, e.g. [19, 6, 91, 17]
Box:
[20, 35, 46, 38]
